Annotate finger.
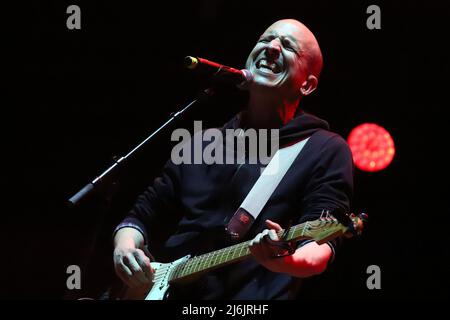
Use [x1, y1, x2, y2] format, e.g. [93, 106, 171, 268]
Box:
[265, 219, 282, 232]
[118, 261, 132, 277]
[259, 230, 271, 243]
[255, 231, 267, 245]
[134, 250, 153, 282]
[260, 230, 274, 245]
[268, 229, 279, 241]
[123, 254, 149, 285]
[116, 261, 141, 288]
[254, 234, 262, 245]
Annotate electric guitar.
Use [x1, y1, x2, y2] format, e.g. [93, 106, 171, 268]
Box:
[116, 211, 367, 300]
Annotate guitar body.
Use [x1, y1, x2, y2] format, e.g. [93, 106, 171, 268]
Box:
[119, 255, 190, 300]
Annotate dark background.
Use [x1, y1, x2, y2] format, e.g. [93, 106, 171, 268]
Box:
[4, 0, 449, 299]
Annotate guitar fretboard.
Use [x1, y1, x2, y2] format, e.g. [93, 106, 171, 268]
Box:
[168, 220, 330, 282]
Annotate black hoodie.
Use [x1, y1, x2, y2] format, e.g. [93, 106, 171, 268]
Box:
[115, 110, 354, 299]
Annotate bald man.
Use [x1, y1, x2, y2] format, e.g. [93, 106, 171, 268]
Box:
[245, 19, 323, 128]
[113, 19, 353, 299]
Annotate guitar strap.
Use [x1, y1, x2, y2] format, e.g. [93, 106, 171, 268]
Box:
[226, 136, 311, 241]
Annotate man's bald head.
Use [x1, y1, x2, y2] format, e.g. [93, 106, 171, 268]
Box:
[264, 19, 323, 79]
[245, 18, 323, 101]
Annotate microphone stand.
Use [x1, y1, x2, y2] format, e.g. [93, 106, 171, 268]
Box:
[67, 87, 214, 207]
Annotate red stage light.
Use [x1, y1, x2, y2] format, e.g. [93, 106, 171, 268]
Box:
[347, 123, 395, 172]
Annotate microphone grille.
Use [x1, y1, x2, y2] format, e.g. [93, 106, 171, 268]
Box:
[236, 69, 253, 90]
[184, 56, 199, 69]
[241, 69, 253, 83]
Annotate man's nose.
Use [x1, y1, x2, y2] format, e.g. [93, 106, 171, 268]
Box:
[265, 39, 281, 59]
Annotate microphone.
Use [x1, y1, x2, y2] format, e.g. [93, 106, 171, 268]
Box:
[184, 56, 253, 87]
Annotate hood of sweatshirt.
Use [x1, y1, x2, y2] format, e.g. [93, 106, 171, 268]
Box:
[221, 109, 330, 147]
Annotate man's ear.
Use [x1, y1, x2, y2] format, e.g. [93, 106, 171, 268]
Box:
[300, 75, 318, 96]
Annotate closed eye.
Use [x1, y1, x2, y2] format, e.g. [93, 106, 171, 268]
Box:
[258, 37, 298, 54]
[258, 34, 276, 44]
[282, 40, 297, 53]
[284, 44, 295, 51]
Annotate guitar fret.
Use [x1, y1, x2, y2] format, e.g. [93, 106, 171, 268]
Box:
[222, 249, 228, 264]
[224, 248, 230, 262]
[192, 257, 199, 273]
[214, 251, 220, 265]
[238, 243, 245, 257]
[176, 263, 184, 279]
[204, 253, 211, 269]
[288, 227, 294, 240]
[243, 243, 249, 256]
[171, 264, 179, 280]
[302, 221, 308, 237]
[188, 258, 195, 274]
[205, 253, 212, 268]
[292, 225, 299, 239]
[210, 253, 215, 266]
[184, 260, 191, 276]
[178, 262, 187, 278]
[209, 252, 215, 268]
[196, 257, 202, 272]
[198, 254, 205, 272]
[294, 224, 303, 239]
[224, 247, 231, 262]
[225, 248, 230, 263]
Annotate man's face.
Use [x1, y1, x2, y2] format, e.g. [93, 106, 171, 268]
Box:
[245, 21, 309, 100]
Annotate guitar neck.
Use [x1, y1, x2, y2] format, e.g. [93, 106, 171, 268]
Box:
[169, 219, 341, 282]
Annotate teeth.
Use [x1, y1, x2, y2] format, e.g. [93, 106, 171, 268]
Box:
[256, 59, 280, 73]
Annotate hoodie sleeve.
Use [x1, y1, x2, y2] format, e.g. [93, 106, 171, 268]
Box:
[296, 134, 354, 260]
[113, 159, 184, 245]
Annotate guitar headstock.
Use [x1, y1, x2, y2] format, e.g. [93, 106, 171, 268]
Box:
[303, 210, 368, 245]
